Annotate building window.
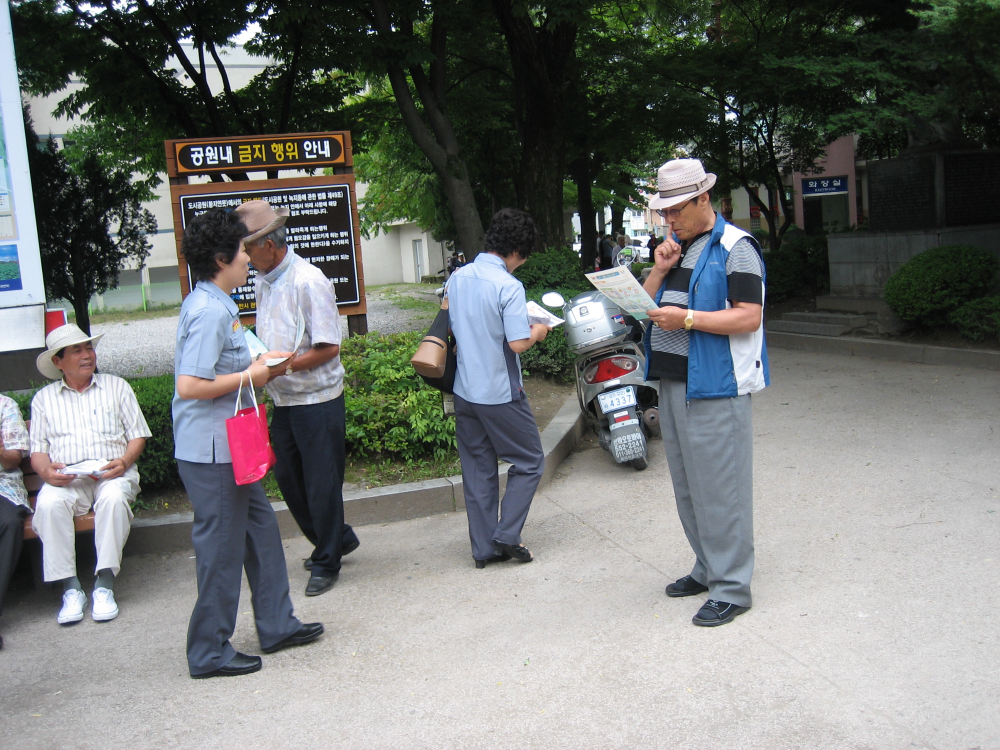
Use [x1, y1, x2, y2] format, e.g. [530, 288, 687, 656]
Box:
[750, 215, 761, 231]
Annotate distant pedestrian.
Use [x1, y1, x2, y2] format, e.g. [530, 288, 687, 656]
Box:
[598, 233, 616, 270]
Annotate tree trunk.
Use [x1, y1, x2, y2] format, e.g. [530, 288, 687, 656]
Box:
[610, 203, 624, 240]
[71, 252, 91, 335]
[491, 0, 576, 251]
[572, 156, 597, 271]
[369, 0, 486, 259]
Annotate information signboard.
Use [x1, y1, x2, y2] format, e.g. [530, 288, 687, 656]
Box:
[177, 182, 359, 314]
[172, 133, 347, 175]
[0, 1, 47, 354]
[802, 175, 849, 196]
[169, 175, 365, 318]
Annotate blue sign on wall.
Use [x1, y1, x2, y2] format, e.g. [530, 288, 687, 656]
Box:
[802, 175, 849, 196]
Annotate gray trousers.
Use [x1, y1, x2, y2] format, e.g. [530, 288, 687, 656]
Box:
[178, 461, 300, 676]
[454, 394, 544, 561]
[659, 380, 755, 607]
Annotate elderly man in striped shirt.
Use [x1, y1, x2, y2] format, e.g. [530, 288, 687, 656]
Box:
[29, 325, 151, 625]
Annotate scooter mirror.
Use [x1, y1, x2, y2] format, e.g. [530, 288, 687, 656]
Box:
[541, 291, 565, 308]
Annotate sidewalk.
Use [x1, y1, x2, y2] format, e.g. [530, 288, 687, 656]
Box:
[2, 349, 998, 750]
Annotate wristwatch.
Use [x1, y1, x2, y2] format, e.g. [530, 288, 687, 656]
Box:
[285, 364, 294, 377]
[684, 310, 695, 330]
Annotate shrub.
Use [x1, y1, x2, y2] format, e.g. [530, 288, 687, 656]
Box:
[341, 332, 456, 460]
[630, 262, 654, 279]
[126, 373, 179, 490]
[764, 234, 829, 302]
[514, 244, 590, 297]
[883, 245, 1000, 327]
[947, 296, 1000, 342]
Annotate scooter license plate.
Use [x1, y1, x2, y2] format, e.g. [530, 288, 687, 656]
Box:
[598, 386, 636, 414]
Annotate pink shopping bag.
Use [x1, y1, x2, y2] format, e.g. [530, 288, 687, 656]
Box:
[225, 372, 276, 485]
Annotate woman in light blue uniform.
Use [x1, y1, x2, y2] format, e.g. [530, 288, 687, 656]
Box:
[173, 208, 323, 679]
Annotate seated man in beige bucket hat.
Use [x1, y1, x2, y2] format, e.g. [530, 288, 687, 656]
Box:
[30, 324, 151, 625]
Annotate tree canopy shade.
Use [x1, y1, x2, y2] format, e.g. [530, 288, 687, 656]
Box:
[24, 113, 156, 335]
[11, 0, 365, 185]
[15, 0, 1000, 271]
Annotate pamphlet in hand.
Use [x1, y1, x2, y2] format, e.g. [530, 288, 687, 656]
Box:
[243, 314, 305, 367]
[526, 301, 565, 327]
[583, 267, 657, 320]
[243, 329, 269, 360]
[60, 459, 108, 477]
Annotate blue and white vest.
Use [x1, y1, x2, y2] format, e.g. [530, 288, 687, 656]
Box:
[643, 213, 770, 399]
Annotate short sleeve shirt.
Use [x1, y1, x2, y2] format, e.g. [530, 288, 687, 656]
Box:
[0, 394, 29, 508]
[255, 251, 344, 407]
[172, 280, 252, 463]
[648, 232, 764, 382]
[446, 253, 532, 405]
[30, 374, 152, 464]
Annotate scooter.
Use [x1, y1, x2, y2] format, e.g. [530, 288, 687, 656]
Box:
[541, 290, 660, 470]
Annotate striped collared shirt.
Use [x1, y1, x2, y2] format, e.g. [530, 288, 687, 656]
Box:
[30, 373, 152, 465]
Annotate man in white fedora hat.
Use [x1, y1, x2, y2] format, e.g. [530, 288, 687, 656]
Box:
[29, 324, 151, 624]
[235, 199, 359, 597]
[642, 158, 769, 627]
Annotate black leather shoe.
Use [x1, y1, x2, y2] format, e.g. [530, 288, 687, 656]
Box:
[665, 575, 709, 598]
[474, 552, 511, 569]
[692, 599, 749, 627]
[493, 542, 533, 563]
[305, 573, 338, 596]
[303, 540, 359, 570]
[261, 622, 325, 654]
[191, 652, 262, 679]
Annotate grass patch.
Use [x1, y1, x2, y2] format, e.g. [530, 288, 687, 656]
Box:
[346, 455, 462, 489]
[259, 454, 462, 496]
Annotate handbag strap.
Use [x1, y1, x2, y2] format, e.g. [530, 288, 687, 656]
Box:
[234, 371, 245, 416]
[233, 371, 260, 416]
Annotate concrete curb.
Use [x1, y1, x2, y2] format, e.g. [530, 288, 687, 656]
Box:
[124, 395, 586, 556]
[767, 331, 1000, 371]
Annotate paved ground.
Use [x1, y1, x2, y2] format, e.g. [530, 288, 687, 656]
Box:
[2, 349, 998, 750]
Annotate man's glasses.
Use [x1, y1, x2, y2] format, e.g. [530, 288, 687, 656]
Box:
[657, 198, 696, 219]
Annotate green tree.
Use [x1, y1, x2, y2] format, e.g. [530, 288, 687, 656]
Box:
[12, 0, 364, 186]
[25, 113, 156, 334]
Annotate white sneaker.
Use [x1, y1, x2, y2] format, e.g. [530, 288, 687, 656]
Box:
[57, 589, 87, 625]
[92, 587, 119, 622]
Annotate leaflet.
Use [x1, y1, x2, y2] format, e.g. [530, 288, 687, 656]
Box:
[584, 267, 657, 320]
[526, 301, 564, 327]
[243, 313, 305, 367]
[60, 459, 108, 477]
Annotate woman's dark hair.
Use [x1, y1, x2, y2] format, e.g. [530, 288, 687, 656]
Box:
[182, 208, 247, 283]
[483, 208, 538, 259]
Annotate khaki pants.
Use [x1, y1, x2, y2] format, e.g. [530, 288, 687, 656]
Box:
[31, 466, 139, 582]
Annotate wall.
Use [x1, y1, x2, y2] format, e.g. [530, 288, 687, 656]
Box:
[793, 135, 859, 230]
[827, 224, 1000, 298]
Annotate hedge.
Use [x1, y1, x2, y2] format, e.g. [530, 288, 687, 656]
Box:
[883, 244, 999, 327]
[947, 296, 1000, 342]
[5, 333, 461, 495]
